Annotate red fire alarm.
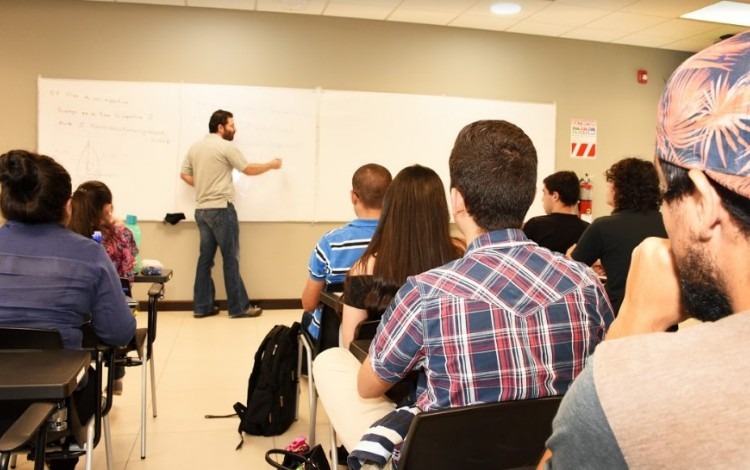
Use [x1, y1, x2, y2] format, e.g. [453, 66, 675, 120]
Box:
[637, 69, 648, 84]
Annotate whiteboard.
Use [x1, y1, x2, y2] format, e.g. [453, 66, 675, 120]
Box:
[38, 78, 555, 222]
[317, 90, 556, 221]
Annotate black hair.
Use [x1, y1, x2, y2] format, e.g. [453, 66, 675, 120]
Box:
[208, 109, 233, 133]
[0, 150, 71, 224]
[659, 159, 750, 236]
[543, 171, 580, 207]
[606, 158, 661, 212]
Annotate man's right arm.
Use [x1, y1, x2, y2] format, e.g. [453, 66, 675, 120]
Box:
[606, 237, 687, 340]
[242, 158, 282, 176]
[301, 278, 324, 312]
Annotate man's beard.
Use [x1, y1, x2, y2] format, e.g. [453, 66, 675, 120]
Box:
[222, 131, 234, 141]
[677, 247, 733, 322]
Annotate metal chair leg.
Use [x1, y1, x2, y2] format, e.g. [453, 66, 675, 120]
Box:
[329, 425, 338, 468]
[149, 352, 157, 418]
[8, 453, 16, 468]
[84, 418, 95, 470]
[140, 352, 147, 459]
[298, 334, 317, 445]
[295, 335, 304, 422]
[103, 415, 113, 470]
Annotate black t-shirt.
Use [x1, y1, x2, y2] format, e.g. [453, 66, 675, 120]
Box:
[342, 274, 381, 321]
[571, 209, 667, 314]
[523, 213, 590, 254]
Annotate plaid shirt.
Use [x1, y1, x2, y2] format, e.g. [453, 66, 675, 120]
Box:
[369, 229, 614, 411]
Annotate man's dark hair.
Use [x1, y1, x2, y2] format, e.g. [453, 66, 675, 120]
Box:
[605, 158, 661, 213]
[208, 110, 233, 133]
[449, 120, 537, 230]
[659, 159, 750, 236]
[352, 163, 392, 209]
[0, 150, 72, 224]
[543, 171, 580, 207]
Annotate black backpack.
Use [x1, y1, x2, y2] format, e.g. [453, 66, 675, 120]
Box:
[212, 322, 300, 449]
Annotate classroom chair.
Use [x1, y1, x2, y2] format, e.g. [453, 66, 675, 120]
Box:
[116, 282, 164, 459]
[0, 327, 117, 470]
[397, 396, 563, 470]
[295, 283, 343, 446]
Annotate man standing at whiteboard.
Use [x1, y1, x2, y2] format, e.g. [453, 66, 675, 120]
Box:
[180, 109, 282, 319]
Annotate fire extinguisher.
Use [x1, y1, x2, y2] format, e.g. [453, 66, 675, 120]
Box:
[579, 174, 593, 223]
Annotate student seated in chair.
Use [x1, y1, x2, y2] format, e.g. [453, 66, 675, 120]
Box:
[0, 150, 136, 470]
[313, 120, 614, 468]
[340, 164, 464, 349]
[68, 180, 140, 396]
[301, 163, 392, 340]
[523, 170, 589, 254]
[541, 30, 750, 470]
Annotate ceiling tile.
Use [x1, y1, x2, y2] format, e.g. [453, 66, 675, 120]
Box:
[324, 0, 399, 20]
[622, 0, 721, 17]
[556, 0, 635, 8]
[638, 18, 726, 39]
[507, 20, 576, 36]
[585, 12, 670, 33]
[464, 0, 551, 17]
[187, 0, 256, 9]
[256, 0, 327, 15]
[117, 0, 184, 5]
[449, 14, 519, 31]
[525, 3, 610, 27]
[561, 27, 628, 42]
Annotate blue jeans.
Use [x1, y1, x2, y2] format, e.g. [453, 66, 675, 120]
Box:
[194, 204, 250, 316]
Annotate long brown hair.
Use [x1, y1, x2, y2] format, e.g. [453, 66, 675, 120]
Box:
[68, 181, 115, 239]
[353, 164, 463, 316]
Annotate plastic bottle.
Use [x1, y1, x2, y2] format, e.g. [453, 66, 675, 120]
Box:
[92, 230, 102, 244]
[125, 214, 142, 274]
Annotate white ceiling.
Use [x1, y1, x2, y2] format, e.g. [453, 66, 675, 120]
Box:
[84, 0, 749, 52]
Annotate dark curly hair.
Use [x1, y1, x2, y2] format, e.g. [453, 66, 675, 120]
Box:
[605, 158, 662, 212]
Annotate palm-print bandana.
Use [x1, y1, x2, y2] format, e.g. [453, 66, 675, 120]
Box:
[656, 29, 750, 199]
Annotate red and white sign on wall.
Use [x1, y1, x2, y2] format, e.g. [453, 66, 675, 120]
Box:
[571, 119, 597, 159]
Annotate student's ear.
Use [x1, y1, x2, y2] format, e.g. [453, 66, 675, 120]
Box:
[350, 190, 358, 206]
[63, 198, 72, 225]
[451, 187, 466, 215]
[551, 191, 561, 202]
[686, 169, 722, 241]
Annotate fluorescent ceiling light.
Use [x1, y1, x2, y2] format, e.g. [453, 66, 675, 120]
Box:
[490, 2, 522, 15]
[682, 1, 750, 27]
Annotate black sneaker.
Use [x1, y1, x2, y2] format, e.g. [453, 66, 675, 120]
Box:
[230, 305, 262, 319]
[194, 305, 220, 318]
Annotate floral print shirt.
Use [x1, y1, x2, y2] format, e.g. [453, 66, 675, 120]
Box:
[104, 224, 138, 283]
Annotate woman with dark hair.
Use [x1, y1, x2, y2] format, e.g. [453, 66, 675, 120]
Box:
[570, 157, 667, 314]
[69, 180, 139, 285]
[340, 164, 464, 348]
[0, 150, 135, 470]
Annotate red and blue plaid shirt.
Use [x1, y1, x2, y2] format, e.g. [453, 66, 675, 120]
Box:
[369, 229, 614, 411]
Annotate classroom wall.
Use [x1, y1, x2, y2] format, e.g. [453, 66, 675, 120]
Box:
[0, 0, 690, 303]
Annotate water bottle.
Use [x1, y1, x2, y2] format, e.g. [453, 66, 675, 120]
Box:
[125, 214, 142, 274]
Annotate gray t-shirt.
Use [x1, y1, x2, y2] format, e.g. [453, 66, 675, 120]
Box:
[544, 357, 626, 469]
[181, 133, 250, 209]
[546, 313, 750, 468]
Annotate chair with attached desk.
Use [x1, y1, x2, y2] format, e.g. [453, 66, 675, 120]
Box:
[118, 269, 172, 459]
[0, 327, 117, 470]
[296, 283, 343, 447]
[397, 396, 563, 470]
